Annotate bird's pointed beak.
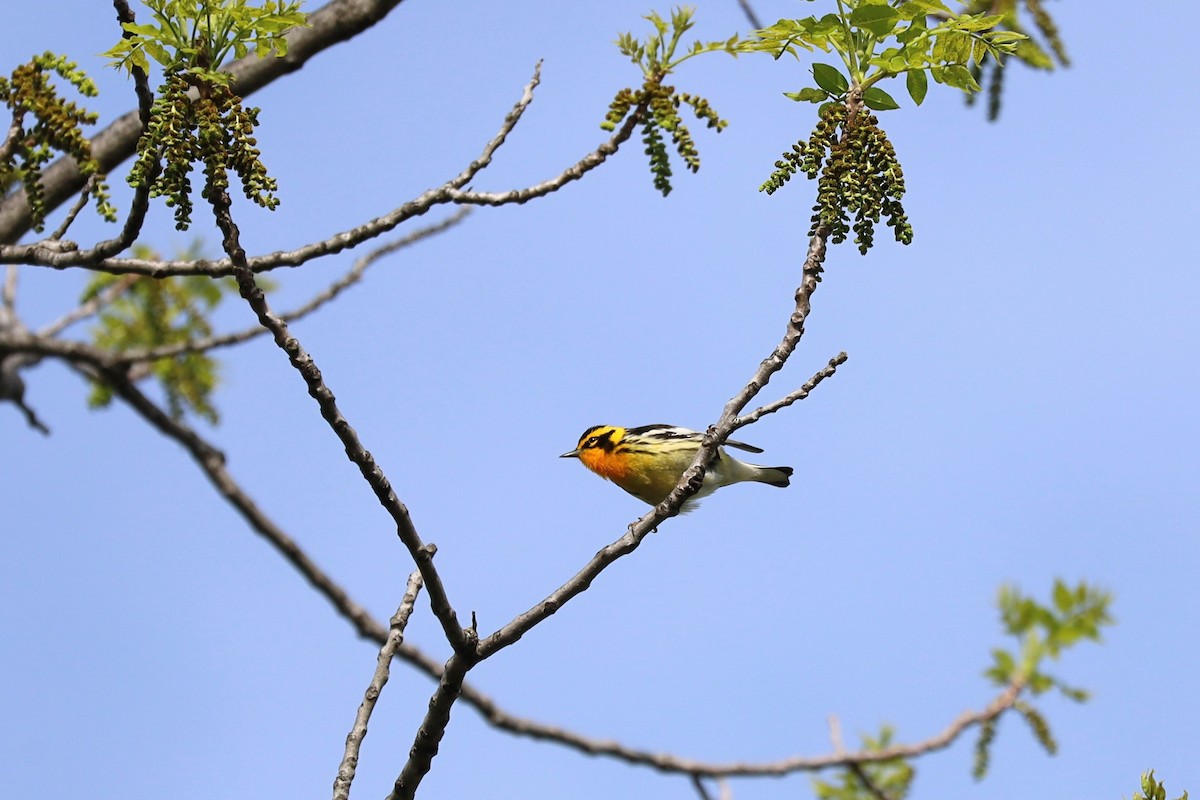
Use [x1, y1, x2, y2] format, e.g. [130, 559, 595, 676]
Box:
[559, 449, 580, 459]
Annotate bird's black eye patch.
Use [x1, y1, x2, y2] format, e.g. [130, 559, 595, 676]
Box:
[582, 429, 617, 452]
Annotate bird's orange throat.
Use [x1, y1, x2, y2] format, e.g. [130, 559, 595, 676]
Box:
[579, 447, 630, 482]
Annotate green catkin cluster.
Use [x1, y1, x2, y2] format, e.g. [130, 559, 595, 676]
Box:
[972, 717, 997, 779]
[0, 52, 115, 232]
[603, 81, 727, 196]
[129, 70, 278, 230]
[763, 102, 913, 255]
[1015, 700, 1058, 756]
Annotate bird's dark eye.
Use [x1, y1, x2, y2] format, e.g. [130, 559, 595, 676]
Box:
[585, 436, 599, 447]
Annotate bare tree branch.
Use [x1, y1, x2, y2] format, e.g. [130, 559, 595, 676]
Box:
[333, 571, 424, 800]
[3, 63, 647, 277]
[465, 676, 1025, 778]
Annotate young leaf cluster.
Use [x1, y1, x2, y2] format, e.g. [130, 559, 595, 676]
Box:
[1134, 771, 1189, 800]
[755, 1, 1027, 110]
[751, 2, 1023, 255]
[812, 727, 914, 800]
[973, 579, 1113, 778]
[83, 245, 247, 422]
[762, 99, 912, 255]
[0, 53, 116, 233]
[104, 0, 306, 79]
[614, 7, 745, 79]
[605, 7, 737, 196]
[127, 71, 279, 229]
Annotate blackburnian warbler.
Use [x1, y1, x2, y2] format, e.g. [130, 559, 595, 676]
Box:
[560, 424, 793, 508]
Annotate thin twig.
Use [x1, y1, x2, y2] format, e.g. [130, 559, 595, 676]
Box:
[734, 351, 848, 430]
[848, 763, 894, 800]
[691, 774, 715, 800]
[2, 265, 16, 310]
[36, 274, 137, 338]
[736, 0, 764, 30]
[0, 109, 23, 167]
[333, 571, 424, 800]
[111, 209, 469, 367]
[829, 714, 845, 754]
[47, 176, 99, 241]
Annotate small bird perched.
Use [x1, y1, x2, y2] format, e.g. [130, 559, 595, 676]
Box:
[561, 424, 793, 509]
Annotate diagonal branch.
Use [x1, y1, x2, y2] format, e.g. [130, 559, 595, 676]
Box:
[387, 650, 477, 800]
[477, 227, 830, 662]
[205, 173, 471, 652]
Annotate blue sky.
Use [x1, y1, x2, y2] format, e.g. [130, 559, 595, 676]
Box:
[3, 2, 1198, 799]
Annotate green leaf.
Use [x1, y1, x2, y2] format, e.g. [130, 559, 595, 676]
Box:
[142, 40, 174, 67]
[932, 63, 981, 93]
[784, 87, 829, 103]
[957, 14, 1005, 32]
[863, 86, 900, 110]
[905, 67, 928, 105]
[850, 4, 901, 37]
[812, 62, 848, 94]
[904, 0, 954, 15]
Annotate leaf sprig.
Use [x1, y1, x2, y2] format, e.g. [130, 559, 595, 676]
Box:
[1134, 771, 1189, 800]
[604, 7, 739, 196]
[82, 243, 273, 422]
[751, 0, 1025, 254]
[973, 579, 1113, 778]
[84, 245, 232, 422]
